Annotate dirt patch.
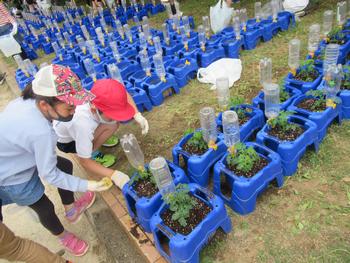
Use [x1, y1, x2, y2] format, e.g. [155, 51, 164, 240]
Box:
[297, 98, 326, 112]
[133, 179, 158, 198]
[268, 125, 305, 141]
[226, 157, 269, 178]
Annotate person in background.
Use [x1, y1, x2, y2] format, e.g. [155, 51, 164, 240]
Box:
[54, 79, 148, 188]
[0, 64, 113, 257]
[0, 222, 70, 263]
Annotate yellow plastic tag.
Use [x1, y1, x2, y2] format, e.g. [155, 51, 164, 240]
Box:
[201, 46, 206, 52]
[309, 51, 314, 58]
[208, 140, 218, 151]
[129, 38, 133, 43]
[185, 60, 191, 65]
[161, 76, 167, 82]
[184, 43, 189, 51]
[93, 77, 97, 82]
[146, 71, 151, 76]
[243, 26, 247, 32]
[326, 99, 337, 109]
[102, 177, 113, 189]
[138, 166, 145, 172]
[291, 68, 296, 76]
[228, 145, 236, 155]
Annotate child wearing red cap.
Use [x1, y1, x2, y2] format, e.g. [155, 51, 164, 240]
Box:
[54, 79, 149, 189]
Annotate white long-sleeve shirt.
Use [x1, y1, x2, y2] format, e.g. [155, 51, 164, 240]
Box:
[0, 98, 88, 192]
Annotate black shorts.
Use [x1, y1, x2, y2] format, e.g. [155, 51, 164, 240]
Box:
[57, 141, 77, 154]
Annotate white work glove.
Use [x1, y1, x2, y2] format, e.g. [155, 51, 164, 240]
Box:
[10, 22, 18, 36]
[134, 112, 149, 135]
[87, 179, 111, 192]
[111, 171, 130, 190]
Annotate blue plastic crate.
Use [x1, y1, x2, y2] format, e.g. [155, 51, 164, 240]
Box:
[42, 42, 53, 54]
[242, 26, 264, 50]
[252, 84, 302, 112]
[122, 161, 188, 232]
[162, 40, 183, 56]
[213, 142, 283, 215]
[142, 73, 179, 106]
[150, 183, 232, 263]
[216, 104, 265, 142]
[128, 70, 151, 87]
[127, 87, 153, 112]
[206, 34, 223, 48]
[221, 38, 243, 58]
[287, 94, 342, 143]
[118, 59, 142, 80]
[52, 53, 76, 65]
[23, 47, 38, 60]
[172, 132, 227, 187]
[340, 90, 350, 119]
[167, 58, 198, 88]
[284, 69, 323, 93]
[197, 46, 225, 68]
[256, 115, 319, 176]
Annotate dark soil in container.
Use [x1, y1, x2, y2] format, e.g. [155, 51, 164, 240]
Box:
[183, 142, 208, 156]
[239, 115, 250, 126]
[294, 70, 319, 82]
[161, 196, 212, 236]
[341, 80, 350, 90]
[133, 179, 158, 198]
[297, 98, 326, 112]
[268, 125, 305, 141]
[226, 157, 269, 178]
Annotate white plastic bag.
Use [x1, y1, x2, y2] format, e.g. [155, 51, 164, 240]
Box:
[210, 0, 233, 33]
[0, 34, 21, 57]
[197, 58, 242, 90]
[283, 0, 309, 14]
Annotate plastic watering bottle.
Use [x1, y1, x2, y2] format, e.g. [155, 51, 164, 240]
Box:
[182, 16, 191, 37]
[153, 36, 163, 55]
[202, 16, 211, 38]
[240, 9, 248, 31]
[323, 44, 340, 72]
[123, 24, 133, 43]
[180, 25, 189, 50]
[324, 64, 342, 101]
[149, 157, 175, 197]
[222, 110, 240, 152]
[133, 16, 142, 32]
[259, 57, 272, 86]
[162, 23, 170, 45]
[153, 53, 166, 82]
[271, 0, 279, 22]
[198, 25, 206, 51]
[110, 41, 121, 63]
[233, 16, 241, 40]
[139, 32, 148, 51]
[199, 107, 217, 145]
[116, 19, 125, 39]
[83, 58, 97, 81]
[337, 1, 347, 26]
[81, 25, 90, 40]
[107, 63, 124, 83]
[216, 77, 230, 109]
[255, 2, 262, 22]
[288, 39, 300, 76]
[23, 59, 37, 76]
[264, 83, 280, 119]
[308, 24, 321, 57]
[52, 42, 63, 61]
[139, 50, 151, 76]
[322, 10, 334, 37]
[14, 55, 29, 77]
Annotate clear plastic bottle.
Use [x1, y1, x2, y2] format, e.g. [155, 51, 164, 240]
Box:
[52, 42, 63, 61]
[133, 16, 142, 32]
[110, 41, 121, 63]
[153, 53, 166, 81]
[142, 23, 152, 44]
[107, 63, 124, 83]
[123, 24, 133, 43]
[180, 25, 189, 50]
[153, 36, 163, 55]
[264, 83, 280, 119]
[240, 8, 248, 31]
[337, 1, 347, 26]
[116, 19, 125, 39]
[199, 107, 217, 144]
[198, 25, 206, 51]
[222, 110, 240, 150]
[63, 32, 72, 48]
[55, 33, 65, 49]
[288, 39, 301, 75]
[255, 2, 262, 22]
[233, 16, 241, 40]
[323, 44, 340, 72]
[162, 23, 170, 45]
[81, 25, 90, 40]
[173, 14, 180, 33]
[324, 64, 342, 101]
[14, 55, 28, 76]
[202, 16, 211, 38]
[139, 50, 151, 76]
[91, 48, 100, 62]
[182, 16, 191, 37]
[271, 0, 279, 22]
[83, 58, 97, 81]
[322, 10, 334, 37]
[216, 77, 230, 109]
[308, 24, 321, 57]
[138, 32, 148, 51]
[149, 157, 175, 197]
[259, 57, 272, 86]
[121, 0, 127, 11]
[23, 59, 37, 76]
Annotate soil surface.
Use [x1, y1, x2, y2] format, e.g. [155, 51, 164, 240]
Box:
[161, 196, 212, 235]
[297, 98, 327, 112]
[294, 70, 319, 82]
[341, 79, 350, 90]
[183, 141, 208, 156]
[226, 157, 269, 178]
[239, 115, 251, 126]
[133, 178, 158, 198]
[268, 125, 305, 141]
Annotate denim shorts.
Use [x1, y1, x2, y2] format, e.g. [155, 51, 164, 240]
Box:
[0, 173, 45, 206]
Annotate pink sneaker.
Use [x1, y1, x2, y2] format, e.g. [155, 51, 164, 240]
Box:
[65, 192, 96, 224]
[60, 232, 89, 257]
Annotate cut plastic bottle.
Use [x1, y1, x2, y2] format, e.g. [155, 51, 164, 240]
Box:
[288, 39, 301, 75]
[323, 44, 340, 72]
[153, 36, 163, 55]
[139, 32, 148, 51]
[116, 19, 125, 39]
[81, 25, 90, 40]
[259, 57, 272, 86]
[222, 110, 240, 153]
[216, 77, 230, 109]
[322, 10, 334, 37]
[255, 2, 262, 22]
[198, 25, 206, 51]
[149, 157, 175, 197]
[324, 64, 342, 102]
[83, 58, 97, 81]
[199, 107, 217, 145]
[337, 1, 347, 26]
[133, 16, 142, 32]
[233, 16, 241, 40]
[142, 23, 152, 45]
[123, 24, 133, 43]
[52, 42, 63, 61]
[264, 83, 280, 119]
[180, 25, 189, 50]
[107, 63, 124, 83]
[271, 0, 279, 22]
[162, 23, 170, 45]
[153, 53, 166, 82]
[139, 49, 151, 76]
[23, 59, 37, 76]
[182, 15, 191, 37]
[77, 37, 87, 54]
[308, 24, 321, 57]
[110, 41, 121, 63]
[240, 9, 248, 31]
[203, 16, 211, 38]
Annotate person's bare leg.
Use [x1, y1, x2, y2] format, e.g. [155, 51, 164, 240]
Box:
[92, 123, 119, 151]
